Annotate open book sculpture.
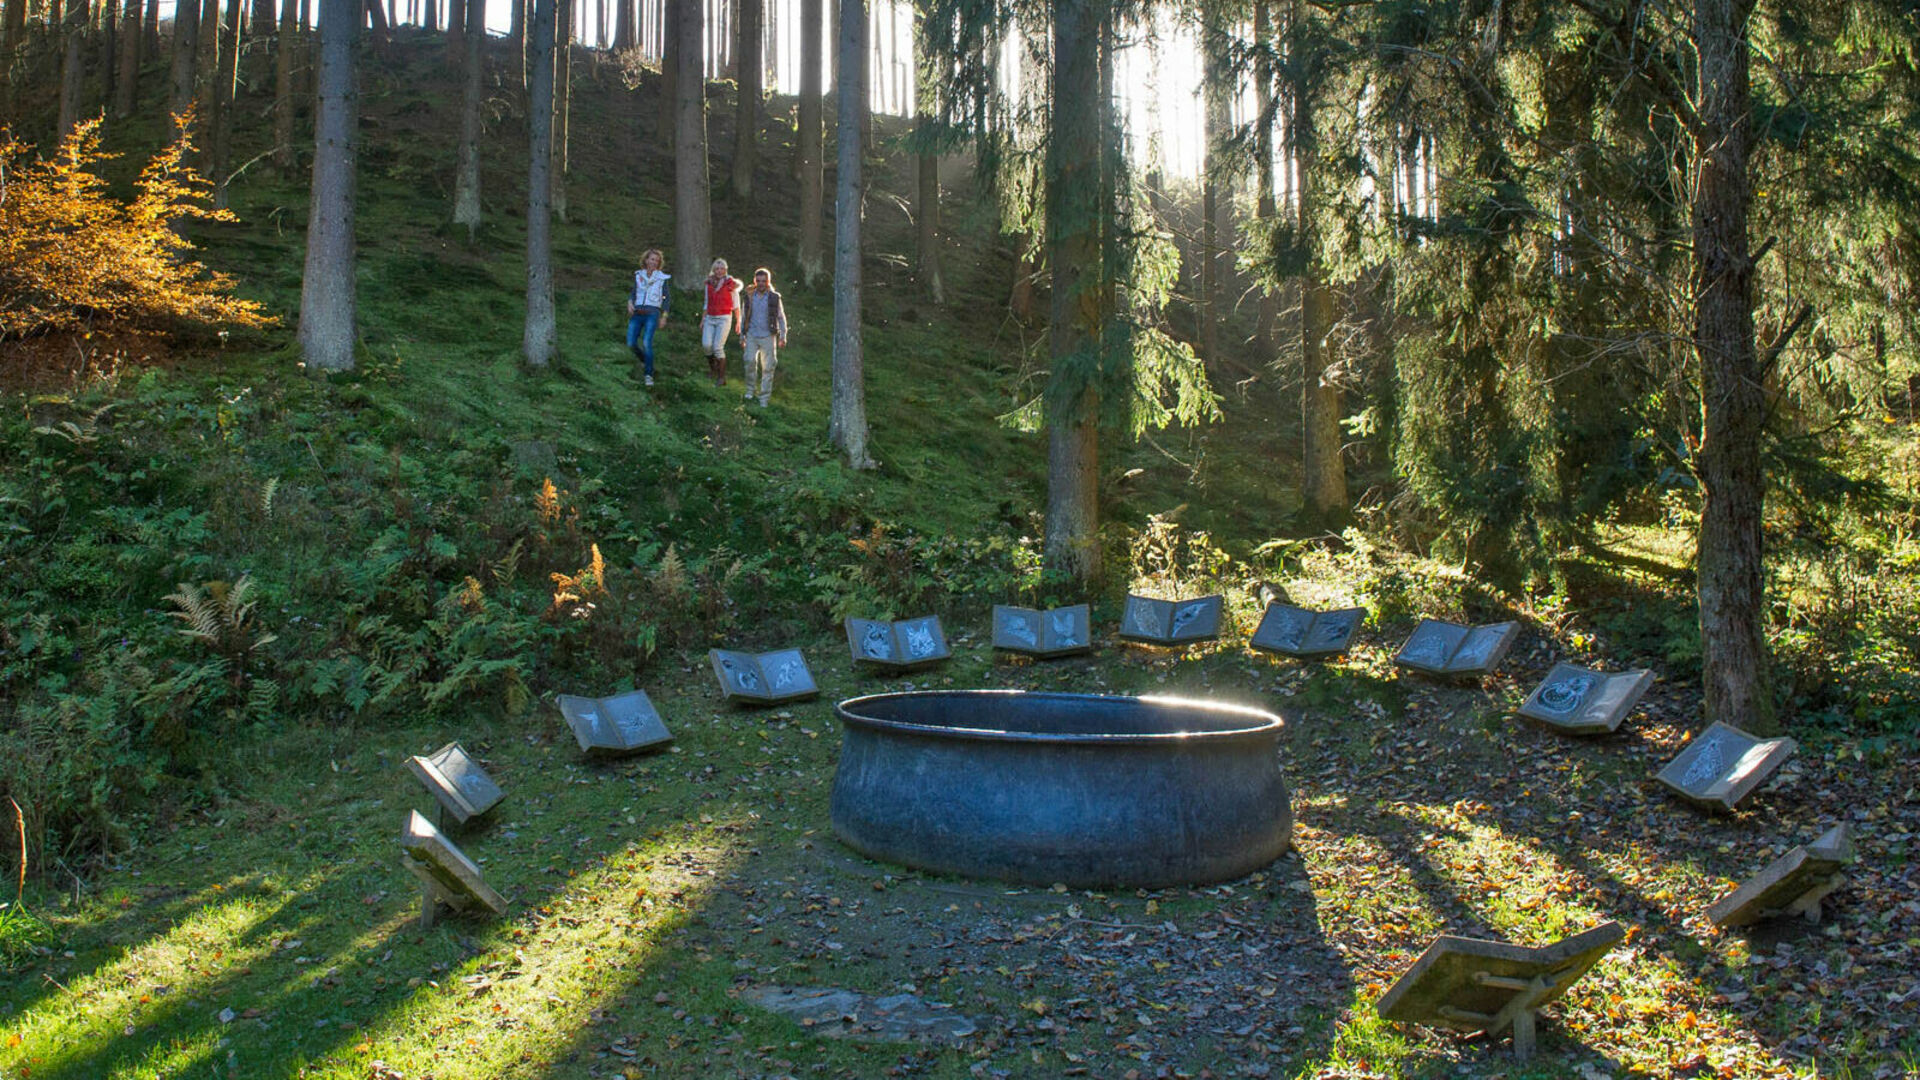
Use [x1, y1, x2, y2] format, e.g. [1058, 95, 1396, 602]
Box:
[1249, 604, 1364, 659]
[405, 741, 503, 827]
[1656, 721, 1796, 812]
[1393, 619, 1520, 677]
[845, 616, 951, 670]
[555, 690, 675, 757]
[1118, 594, 1223, 645]
[991, 604, 1093, 658]
[1516, 664, 1654, 735]
[709, 648, 820, 705]
[400, 809, 507, 929]
[1707, 825, 1854, 928]
[1376, 922, 1625, 1063]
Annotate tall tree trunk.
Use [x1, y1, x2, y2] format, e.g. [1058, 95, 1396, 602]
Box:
[551, 0, 570, 221]
[827, 0, 873, 468]
[58, 0, 88, 138]
[1693, 0, 1772, 732]
[728, 0, 758, 200]
[524, 0, 557, 365]
[299, 0, 358, 372]
[657, 0, 676, 135]
[611, 0, 627, 47]
[195, 0, 220, 155]
[1252, 0, 1276, 349]
[144, 0, 158, 58]
[212, 0, 241, 206]
[1293, 0, 1343, 523]
[1, 0, 23, 59]
[445, 0, 462, 64]
[167, 0, 197, 134]
[671, 0, 708, 288]
[113, 0, 135, 103]
[362, 0, 389, 57]
[795, 0, 823, 282]
[1198, 1, 1228, 368]
[510, 0, 525, 85]
[273, 0, 295, 171]
[912, 6, 942, 303]
[97, 0, 116, 111]
[251, 0, 272, 42]
[451, 0, 483, 236]
[1043, 0, 1102, 583]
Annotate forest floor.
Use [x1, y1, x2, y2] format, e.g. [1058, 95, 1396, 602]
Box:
[3, 33, 1918, 1080]
[4, 602, 1917, 1080]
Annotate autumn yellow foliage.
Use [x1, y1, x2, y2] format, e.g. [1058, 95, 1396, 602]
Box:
[0, 116, 274, 341]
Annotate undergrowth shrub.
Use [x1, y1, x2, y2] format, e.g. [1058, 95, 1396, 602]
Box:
[0, 117, 272, 342]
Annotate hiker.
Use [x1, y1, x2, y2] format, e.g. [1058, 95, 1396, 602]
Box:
[739, 268, 789, 407]
[700, 258, 743, 387]
[626, 248, 671, 387]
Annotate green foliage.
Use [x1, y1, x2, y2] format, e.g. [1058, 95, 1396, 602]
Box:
[0, 903, 52, 974]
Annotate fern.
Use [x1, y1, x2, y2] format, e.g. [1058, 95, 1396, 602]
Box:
[163, 574, 278, 662]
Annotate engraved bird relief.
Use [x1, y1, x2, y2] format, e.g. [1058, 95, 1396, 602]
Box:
[1270, 609, 1310, 650]
[770, 657, 803, 690]
[722, 657, 761, 692]
[1400, 628, 1449, 667]
[1003, 613, 1038, 647]
[1311, 614, 1352, 646]
[1681, 735, 1726, 788]
[862, 624, 894, 659]
[1123, 599, 1158, 637]
[1170, 601, 1206, 637]
[1048, 610, 1078, 646]
[904, 621, 937, 658]
[1537, 672, 1596, 714]
[457, 772, 490, 799]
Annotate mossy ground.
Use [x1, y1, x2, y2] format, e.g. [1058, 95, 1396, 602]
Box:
[2, 32, 1917, 1080]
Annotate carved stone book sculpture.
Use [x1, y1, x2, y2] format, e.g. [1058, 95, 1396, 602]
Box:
[1376, 922, 1625, 1063]
[400, 809, 507, 928]
[1516, 663, 1654, 735]
[1656, 721, 1797, 812]
[555, 690, 675, 757]
[1393, 619, 1521, 677]
[1707, 824, 1854, 927]
[709, 648, 820, 704]
[1249, 603, 1364, 659]
[845, 616, 951, 670]
[1117, 594, 1223, 645]
[405, 741, 504, 826]
[991, 604, 1093, 658]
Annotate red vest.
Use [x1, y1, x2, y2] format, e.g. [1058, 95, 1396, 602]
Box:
[704, 277, 740, 316]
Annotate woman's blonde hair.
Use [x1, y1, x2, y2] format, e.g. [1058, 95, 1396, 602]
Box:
[640, 247, 665, 270]
[710, 257, 729, 273]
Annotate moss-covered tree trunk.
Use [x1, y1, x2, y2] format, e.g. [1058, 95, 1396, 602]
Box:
[298, 0, 358, 372]
[1043, 0, 1103, 584]
[1693, 0, 1773, 732]
[828, 0, 874, 469]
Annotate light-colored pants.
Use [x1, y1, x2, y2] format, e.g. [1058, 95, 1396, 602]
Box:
[742, 333, 778, 402]
[701, 314, 733, 357]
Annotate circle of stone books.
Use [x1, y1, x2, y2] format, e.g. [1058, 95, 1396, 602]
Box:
[393, 594, 1837, 1062]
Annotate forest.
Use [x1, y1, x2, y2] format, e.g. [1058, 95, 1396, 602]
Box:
[0, 0, 1917, 1076]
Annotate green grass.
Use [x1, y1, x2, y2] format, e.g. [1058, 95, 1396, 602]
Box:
[3, 34, 1918, 1080]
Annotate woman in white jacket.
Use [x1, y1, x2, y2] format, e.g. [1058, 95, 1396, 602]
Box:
[626, 248, 671, 386]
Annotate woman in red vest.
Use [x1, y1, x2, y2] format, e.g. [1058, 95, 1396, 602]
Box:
[700, 259, 743, 387]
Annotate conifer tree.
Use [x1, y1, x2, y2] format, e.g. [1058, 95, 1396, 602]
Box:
[828, 0, 874, 469]
[452, 0, 484, 237]
[795, 0, 825, 283]
[524, 0, 558, 365]
[671, 0, 709, 290]
[299, 0, 358, 372]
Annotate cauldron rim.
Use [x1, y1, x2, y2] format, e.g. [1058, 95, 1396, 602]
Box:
[833, 689, 1284, 746]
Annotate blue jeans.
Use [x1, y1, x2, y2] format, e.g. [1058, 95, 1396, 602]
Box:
[626, 309, 662, 375]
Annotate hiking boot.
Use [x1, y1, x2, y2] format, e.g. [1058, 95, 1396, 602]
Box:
[644, 374, 654, 387]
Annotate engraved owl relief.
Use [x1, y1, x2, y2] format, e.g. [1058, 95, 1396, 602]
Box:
[1049, 610, 1078, 646]
[1003, 613, 1038, 647]
[861, 624, 894, 659]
